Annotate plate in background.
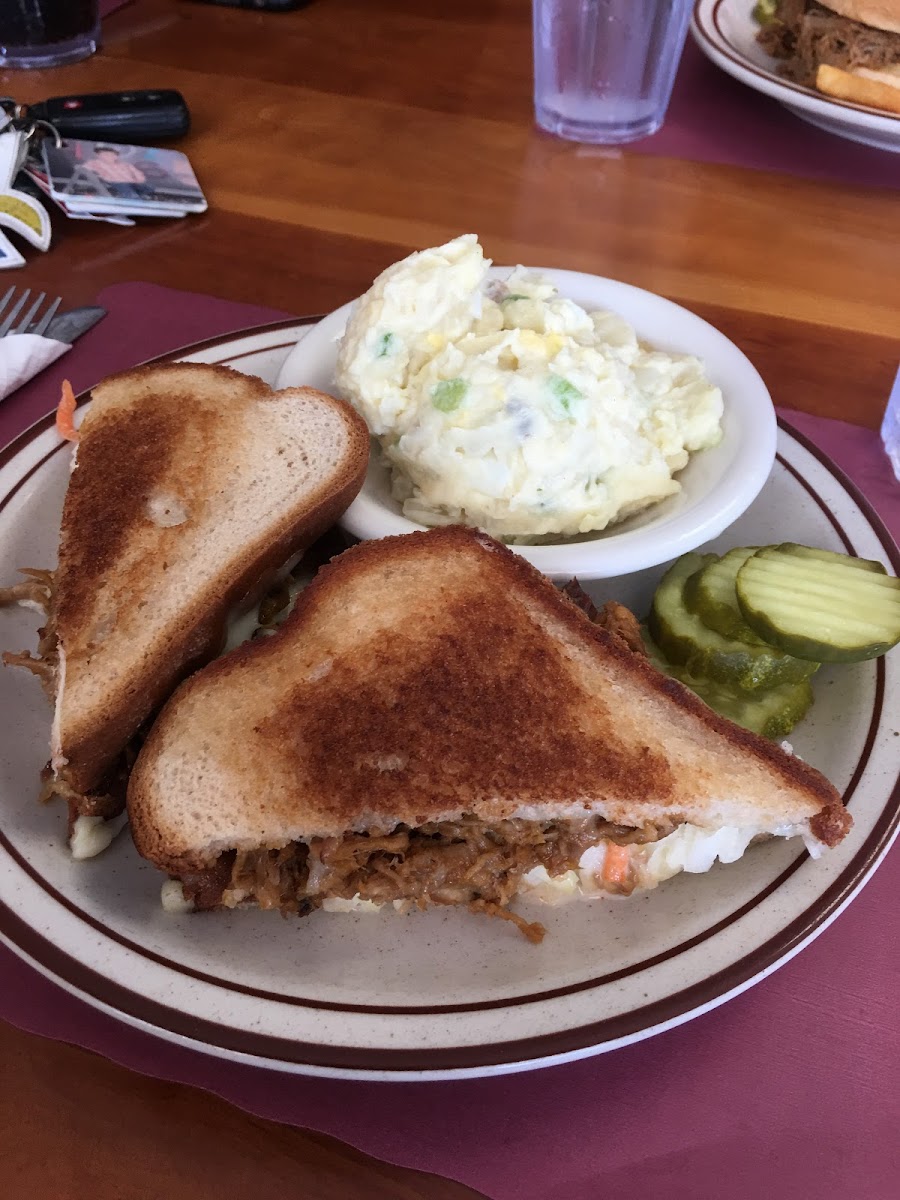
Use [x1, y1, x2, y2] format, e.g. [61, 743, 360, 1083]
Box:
[692, 0, 900, 153]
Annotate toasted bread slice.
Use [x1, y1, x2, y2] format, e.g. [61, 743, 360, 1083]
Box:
[816, 0, 900, 36]
[52, 362, 369, 795]
[129, 527, 849, 878]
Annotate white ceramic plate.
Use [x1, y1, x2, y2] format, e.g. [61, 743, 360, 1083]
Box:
[692, 0, 900, 153]
[275, 269, 776, 580]
[0, 323, 898, 1082]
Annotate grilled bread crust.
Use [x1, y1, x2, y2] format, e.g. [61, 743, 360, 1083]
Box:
[128, 527, 849, 876]
[54, 363, 369, 793]
[821, 0, 900, 35]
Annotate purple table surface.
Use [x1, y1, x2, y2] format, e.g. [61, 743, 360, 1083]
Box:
[636, 40, 900, 189]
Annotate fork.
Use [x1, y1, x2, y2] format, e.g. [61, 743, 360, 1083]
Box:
[0, 286, 63, 338]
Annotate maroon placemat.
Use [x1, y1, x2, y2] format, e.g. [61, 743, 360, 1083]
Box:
[99, 0, 133, 18]
[0, 283, 293, 451]
[1, 284, 898, 1200]
[633, 40, 900, 188]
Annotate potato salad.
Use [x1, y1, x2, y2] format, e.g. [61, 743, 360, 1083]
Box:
[334, 234, 723, 542]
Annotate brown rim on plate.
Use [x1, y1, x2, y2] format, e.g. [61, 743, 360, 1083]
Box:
[694, 0, 900, 122]
[0, 325, 897, 1072]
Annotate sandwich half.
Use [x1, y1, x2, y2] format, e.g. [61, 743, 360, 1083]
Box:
[758, 1, 900, 113]
[128, 526, 851, 941]
[2, 363, 369, 857]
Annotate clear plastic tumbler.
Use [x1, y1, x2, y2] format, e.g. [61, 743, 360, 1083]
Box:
[1, 0, 99, 69]
[881, 365, 900, 482]
[533, 0, 693, 145]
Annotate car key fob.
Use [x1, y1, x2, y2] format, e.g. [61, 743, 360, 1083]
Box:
[30, 90, 191, 144]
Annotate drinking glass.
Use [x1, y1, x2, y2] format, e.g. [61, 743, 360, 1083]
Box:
[533, 0, 693, 145]
[881, 365, 900, 482]
[1, 0, 100, 70]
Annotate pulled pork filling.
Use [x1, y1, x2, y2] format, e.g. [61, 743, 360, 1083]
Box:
[1, 568, 57, 695]
[40, 741, 141, 835]
[2, 568, 131, 829]
[758, 0, 900, 89]
[179, 815, 680, 943]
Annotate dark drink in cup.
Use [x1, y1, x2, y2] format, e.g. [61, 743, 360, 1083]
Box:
[1, 0, 100, 69]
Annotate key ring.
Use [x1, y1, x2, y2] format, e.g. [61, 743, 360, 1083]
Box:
[25, 119, 62, 149]
[0, 101, 55, 263]
[0, 101, 62, 148]
[0, 99, 25, 137]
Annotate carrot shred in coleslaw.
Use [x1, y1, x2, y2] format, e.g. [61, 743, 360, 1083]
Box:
[602, 842, 630, 886]
[56, 379, 79, 442]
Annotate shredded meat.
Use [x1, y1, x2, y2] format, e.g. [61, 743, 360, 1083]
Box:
[599, 601, 647, 658]
[42, 753, 132, 835]
[36, 723, 147, 835]
[2, 649, 54, 685]
[254, 530, 352, 633]
[181, 853, 237, 911]
[313, 816, 672, 910]
[0, 567, 53, 613]
[182, 815, 678, 940]
[226, 844, 315, 914]
[3, 568, 142, 833]
[1, 568, 58, 698]
[257, 581, 292, 627]
[562, 578, 601, 622]
[758, 1, 900, 88]
[562, 580, 648, 658]
[469, 898, 546, 944]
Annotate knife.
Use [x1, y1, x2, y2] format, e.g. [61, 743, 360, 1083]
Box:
[44, 306, 107, 344]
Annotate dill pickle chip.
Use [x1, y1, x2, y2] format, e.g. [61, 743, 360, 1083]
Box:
[736, 543, 900, 663]
[642, 626, 813, 739]
[683, 546, 766, 642]
[775, 544, 887, 573]
[648, 553, 818, 691]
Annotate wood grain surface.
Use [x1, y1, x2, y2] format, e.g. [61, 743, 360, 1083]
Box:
[1, 0, 898, 1197]
[0, 1023, 487, 1199]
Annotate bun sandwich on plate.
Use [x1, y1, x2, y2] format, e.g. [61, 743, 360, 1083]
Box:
[757, 0, 900, 114]
[1, 363, 369, 859]
[127, 526, 851, 943]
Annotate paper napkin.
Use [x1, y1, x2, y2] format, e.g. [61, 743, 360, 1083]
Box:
[0, 334, 71, 403]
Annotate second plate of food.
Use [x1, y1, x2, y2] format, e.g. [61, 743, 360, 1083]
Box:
[692, 0, 900, 153]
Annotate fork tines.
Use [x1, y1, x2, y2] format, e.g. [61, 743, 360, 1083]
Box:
[0, 286, 63, 338]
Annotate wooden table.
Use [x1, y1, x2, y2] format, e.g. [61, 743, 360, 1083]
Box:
[1, 1, 898, 1196]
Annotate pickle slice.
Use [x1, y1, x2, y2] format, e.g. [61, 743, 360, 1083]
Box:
[691, 675, 813, 740]
[777, 544, 887, 573]
[642, 629, 813, 739]
[648, 553, 819, 691]
[736, 543, 900, 663]
[684, 547, 766, 641]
